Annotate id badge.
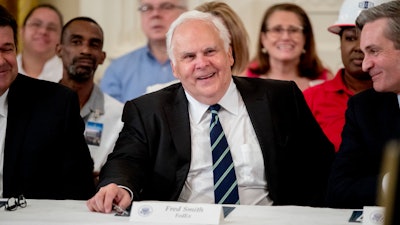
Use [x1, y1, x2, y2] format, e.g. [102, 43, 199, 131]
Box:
[85, 121, 103, 146]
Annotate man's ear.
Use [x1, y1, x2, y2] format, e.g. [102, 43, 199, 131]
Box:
[228, 46, 234, 67]
[55, 43, 62, 58]
[171, 61, 179, 79]
[99, 51, 106, 65]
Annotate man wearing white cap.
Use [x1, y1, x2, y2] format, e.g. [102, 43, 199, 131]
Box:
[303, 0, 390, 152]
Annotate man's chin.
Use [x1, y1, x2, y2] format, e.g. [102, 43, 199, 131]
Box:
[69, 73, 93, 83]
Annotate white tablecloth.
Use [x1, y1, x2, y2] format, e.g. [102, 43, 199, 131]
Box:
[0, 199, 355, 225]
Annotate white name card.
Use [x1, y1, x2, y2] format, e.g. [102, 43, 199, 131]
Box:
[363, 206, 385, 225]
[129, 201, 224, 224]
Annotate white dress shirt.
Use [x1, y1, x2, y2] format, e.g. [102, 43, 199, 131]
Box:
[17, 54, 63, 82]
[80, 85, 124, 172]
[178, 79, 272, 205]
[0, 89, 9, 198]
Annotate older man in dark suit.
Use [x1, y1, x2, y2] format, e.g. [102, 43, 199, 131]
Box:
[0, 5, 95, 200]
[87, 10, 334, 213]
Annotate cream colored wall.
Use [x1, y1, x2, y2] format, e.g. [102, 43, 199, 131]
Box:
[41, 0, 343, 83]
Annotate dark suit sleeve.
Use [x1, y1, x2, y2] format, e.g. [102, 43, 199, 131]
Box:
[275, 82, 335, 207]
[98, 100, 149, 198]
[98, 85, 190, 201]
[60, 90, 96, 200]
[327, 95, 378, 208]
[228, 77, 335, 206]
[4, 76, 95, 200]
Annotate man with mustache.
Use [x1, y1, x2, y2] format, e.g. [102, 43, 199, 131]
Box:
[57, 17, 123, 182]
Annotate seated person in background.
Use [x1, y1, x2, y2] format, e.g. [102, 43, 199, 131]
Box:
[195, 1, 250, 75]
[146, 0, 251, 93]
[100, 0, 187, 102]
[327, 0, 400, 208]
[0, 5, 95, 199]
[17, 4, 63, 82]
[303, 0, 390, 152]
[245, 3, 333, 91]
[87, 10, 334, 213]
[57, 17, 123, 180]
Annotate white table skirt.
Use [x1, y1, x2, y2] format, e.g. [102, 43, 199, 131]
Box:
[0, 199, 356, 225]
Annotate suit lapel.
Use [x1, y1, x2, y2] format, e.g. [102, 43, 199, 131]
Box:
[163, 86, 192, 185]
[379, 93, 400, 139]
[3, 75, 34, 195]
[233, 77, 278, 185]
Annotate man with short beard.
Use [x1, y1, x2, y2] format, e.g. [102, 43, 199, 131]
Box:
[57, 17, 123, 182]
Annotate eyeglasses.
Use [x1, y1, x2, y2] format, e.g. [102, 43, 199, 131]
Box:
[266, 25, 304, 37]
[0, 195, 27, 211]
[138, 2, 185, 13]
[25, 20, 59, 33]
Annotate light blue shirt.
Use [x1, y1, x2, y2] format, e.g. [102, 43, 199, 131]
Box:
[100, 45, 175, 103]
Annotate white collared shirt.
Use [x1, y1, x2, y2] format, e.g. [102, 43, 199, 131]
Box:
[178, 79, 272, 205]
[0, 89, 9, 198]
[17, 54, 63, 82]
[397, 94, 400, 108]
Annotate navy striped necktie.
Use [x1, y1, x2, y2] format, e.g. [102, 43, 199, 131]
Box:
[209, 104, 239, 204]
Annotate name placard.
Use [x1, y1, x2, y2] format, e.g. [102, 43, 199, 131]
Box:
[363, 206, 385, 225]
[129, 201, 224, 224]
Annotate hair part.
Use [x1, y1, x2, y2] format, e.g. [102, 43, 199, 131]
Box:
[195, 1, 249, 75]
[61, 17, 103, 43]
[356, 0, 400, 50]
[137, 0, 188, 8]
[23, 4, 64, 27]
[166, 10, 231, 65]
[0, 5, 18, 48]
[250, 3, 325, 79]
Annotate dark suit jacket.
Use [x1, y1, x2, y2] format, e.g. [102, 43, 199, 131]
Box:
[327, 89, 400, 208]
[99, 76, 334, 206]
[3, 74, 95, 200]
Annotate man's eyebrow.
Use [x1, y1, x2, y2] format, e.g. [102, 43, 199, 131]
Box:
[90, 37, 103, 43]
[0, 43, 15, 48]
[70, 34, 83, 39]
[363, 45, 377, 52]
[180, 51, 194, 56]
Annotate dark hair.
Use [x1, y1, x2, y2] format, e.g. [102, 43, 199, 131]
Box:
[61, 17, 103, 43]
[250, 3, 325, 79]
[23, 4, 63, 27]
[0, 5, 18, 48]
[356, 0, 400, 50]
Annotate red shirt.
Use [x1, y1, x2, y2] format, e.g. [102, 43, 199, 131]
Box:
[245, 61, 331, 88]
[303, 69, 353, 152]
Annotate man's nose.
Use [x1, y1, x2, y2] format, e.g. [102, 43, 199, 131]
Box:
[362, 55, 372, 72]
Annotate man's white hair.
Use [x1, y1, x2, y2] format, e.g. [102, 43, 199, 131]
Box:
[166, 10, 231, 64]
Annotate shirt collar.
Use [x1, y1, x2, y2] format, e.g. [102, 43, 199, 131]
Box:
[186, 79, 239, 124]
[325, 69, 354, 95]
[0, 89, 9, 118]
[16, 54, 25, 75]
[81, 84, 104, 119]
[145, 44, 170, 62]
